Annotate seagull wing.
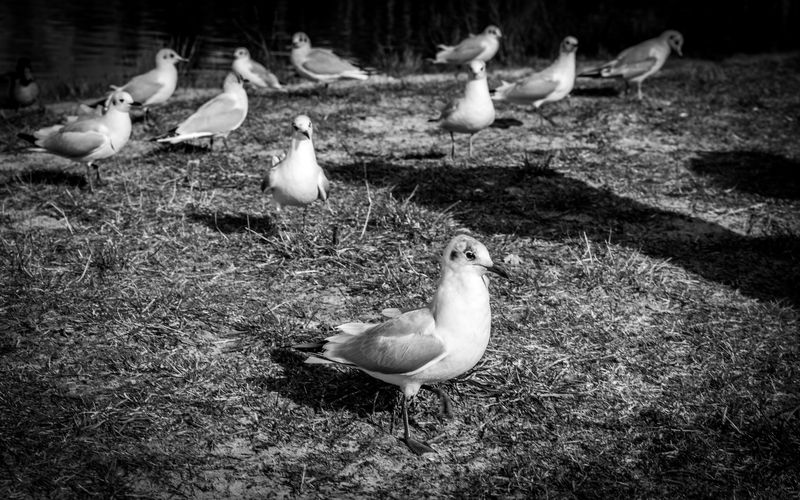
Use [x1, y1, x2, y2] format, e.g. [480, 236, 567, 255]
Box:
[118, 70, 164, 103]
[438, 35, 488, 62]
[601, 42, 658, 79]
[511, 71, 559, 100]
[175, 94, 244, 135]
[322, 308, 446, 375]
[249, 60, 281, 88]
[302, 48, 361, 75]
[41, 126, 108, 158]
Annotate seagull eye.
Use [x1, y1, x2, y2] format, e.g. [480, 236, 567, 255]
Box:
[465, 250, 476, 261]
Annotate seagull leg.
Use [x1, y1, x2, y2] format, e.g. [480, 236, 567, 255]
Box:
[423, 386, 453, 418]
[93, 163, 102, 186]
[637, 82, 644, 100]
[534, 107, 557, 127]
[85, 163, 94, 192]
[208, 136, 214, 151]
[401, 396, 436, 455]
[449, 132, 455, 161]
[468, 134, 474, 158]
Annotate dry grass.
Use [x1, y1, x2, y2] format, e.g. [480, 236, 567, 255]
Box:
[1, 53, 799, 498]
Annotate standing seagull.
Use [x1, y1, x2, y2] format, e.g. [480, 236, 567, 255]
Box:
[17, 92, 139, 191]
[98, 48, 187, 119]
[154, 72, 248, 149]
[7, 58, 39, 108]
[432, 60, 495, 159]
[290, 32, 368, 83]
[578, 30, 684, 99]
[432, 25, 503, 65]
[492, 36, 579, 125]
[261, 115, 331, 223]
[295, 234, 508, 455]
[232, 47, 284, 91]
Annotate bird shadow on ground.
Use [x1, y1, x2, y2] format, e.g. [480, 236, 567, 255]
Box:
[331, 157, 800, 306]
[0, 167, 86, 188]
[264, 348, 398, 416]
[688, 151, 800, 200]
[571, 86, 621, 98]
[186, 209, 275, 234]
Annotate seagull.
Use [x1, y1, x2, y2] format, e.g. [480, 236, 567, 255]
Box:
[232, 47, 285, 91]
[290, 32, 369, 83]
[17, 91, 139, 191]
[7, 58, 39, 108]
[154, 72, 248, 149]
[431, 59, 495, 159]
[261, 115, 331, 224]
[96, 48, 186, 119]
[295, 234, 508, 455]
[432, 25, 503, 65]
[491, 36, 579, 125]
[578, 30, 684, 99]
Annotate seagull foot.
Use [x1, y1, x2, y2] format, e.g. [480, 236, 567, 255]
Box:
[402, 437, 437, 455]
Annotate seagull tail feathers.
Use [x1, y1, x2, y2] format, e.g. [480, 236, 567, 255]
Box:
[577, 66, 605, 78]
[490, 80, 515, 101]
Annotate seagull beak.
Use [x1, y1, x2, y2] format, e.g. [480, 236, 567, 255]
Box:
[676, 47, 683, 57]
[131, 101, 143, 107]
[485, 263, 509, 279]
[177, 56, 189, 62]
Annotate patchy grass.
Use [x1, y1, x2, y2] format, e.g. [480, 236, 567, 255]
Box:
[1, 53, 799, 498]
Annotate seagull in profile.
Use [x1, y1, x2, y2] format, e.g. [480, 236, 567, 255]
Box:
[290, 32, 369, 83]
[261, 115, 331, 224]
[432, 25, 503, 65]
[17, 91, 139, 191]
[492, 36, 579, 125]
[295, 234, 508, 455]
[95, 48, 186, 120]
[6, 58, 39, 108]
[578, 30, 684, 99]
[153, 72, 248, 149]
[232, 47, 285, 91]
[431, 59, 495, 159]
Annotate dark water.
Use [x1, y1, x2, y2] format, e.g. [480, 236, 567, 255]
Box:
[2, 0, 798, 97]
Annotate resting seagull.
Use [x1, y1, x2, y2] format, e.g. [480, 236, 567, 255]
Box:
[232, 47, 284, 91]
[432, 25, 503, 65]
[295, 234, 508, 455]
[492, 36, 578, 125]
[290, 32, 369, 83]
[154, 72, 248, 149]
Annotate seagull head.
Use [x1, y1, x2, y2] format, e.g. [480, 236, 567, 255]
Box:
[224, 72, 245, 90]
[156, 48, 188, 67]
[292, 114, 313, 140]
[561, 36, 579, 54]
[292, 32, 311, 50]
[467, 60, 487, 80]
[442, 234, 508, 280]
[233, 47, 251, 60]
[108, 91, 139, 112]
[484, 25, 503, 39]
[663, 30, 684, 56]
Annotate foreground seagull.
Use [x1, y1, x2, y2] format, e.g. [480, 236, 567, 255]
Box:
[7, 58, 39, 108]
[295, 234, 508, 455]
[432, 25, 503, 65]
[261, 114, 331, 221]
[232, 47, 284, 91]
[431, 60, 495, 159]
[18, 91, 138, 190]
[154, 72, 248, 149]
[578, 30, 684, 99]
[290, 32, 369, 83]
[97, 48, 186, 118]
[492, 36, 579, 125]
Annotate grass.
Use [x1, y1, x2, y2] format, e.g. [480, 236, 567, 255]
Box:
[1, 53, 799, 498]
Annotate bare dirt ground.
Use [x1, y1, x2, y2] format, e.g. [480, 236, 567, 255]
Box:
[1, 54, 799, 498]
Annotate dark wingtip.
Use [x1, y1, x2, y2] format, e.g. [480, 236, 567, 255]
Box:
[292, 341, 325, 352]
[17, 132, 37, 145]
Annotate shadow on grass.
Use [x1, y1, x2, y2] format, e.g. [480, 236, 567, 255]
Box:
[1, 168, 87, 188]
[332, 157, 800, 306]
[187, 209, 275, 234]
[689, 151, 800, 200]
[571, 86, 621, 98]
[266, 348, 397, 416]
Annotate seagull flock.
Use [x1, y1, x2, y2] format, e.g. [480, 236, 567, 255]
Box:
[10, 26, 684, 455]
